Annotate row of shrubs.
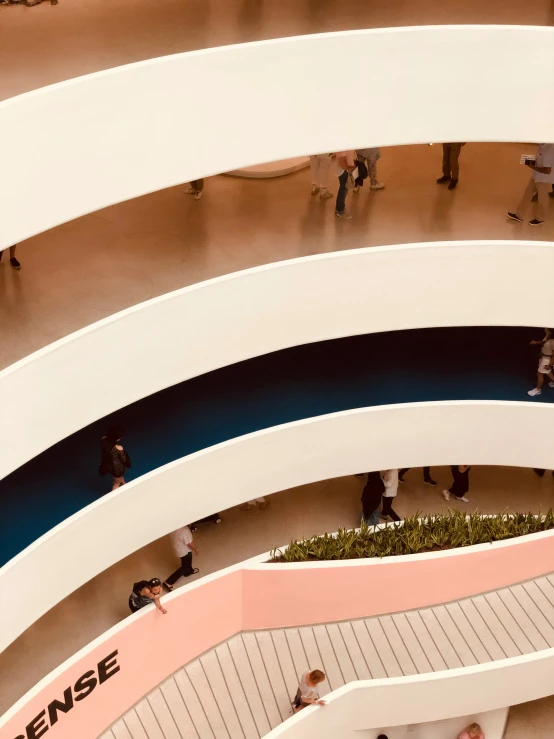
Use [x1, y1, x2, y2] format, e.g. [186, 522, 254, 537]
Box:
[270, 509, 554, 562]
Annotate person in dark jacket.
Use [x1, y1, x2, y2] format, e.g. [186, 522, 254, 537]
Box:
[361, 471, 385, 526]
[128, 579, 167, 615]
[99, 424, 131, 491]
[442, 465, 471, 503]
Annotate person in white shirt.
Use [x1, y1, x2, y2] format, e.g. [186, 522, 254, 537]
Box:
[381, 469, 401, 522]
[508, 143, 554, 225]
[292, 669, 326, 712]
[528, 330, 554, 396]
[309, 154, 333, 199]
[162, 525, 199, 590]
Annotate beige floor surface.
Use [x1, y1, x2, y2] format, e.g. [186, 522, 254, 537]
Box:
[505, 693, 554, 738]
[1, 0, 553, 101]
[2, 464, 554, 716]
[2, 141, 554, 370]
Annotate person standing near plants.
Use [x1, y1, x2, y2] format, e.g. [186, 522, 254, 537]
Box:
[442, 465, 471, 503]
[361, 471, 384, 526]
[381, 469, 401, 522]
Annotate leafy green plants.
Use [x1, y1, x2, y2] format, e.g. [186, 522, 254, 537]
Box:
[269, 509, 554, 563]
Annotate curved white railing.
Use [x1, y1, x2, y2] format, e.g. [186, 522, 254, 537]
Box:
[1, 240, 554, 480]
[2, 399, 554, 652]
[264, 658, 550, 739]
[0, 26, 553, 249]
[3, 531, 554, 739]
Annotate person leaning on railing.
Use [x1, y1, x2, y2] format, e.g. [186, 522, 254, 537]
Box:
[292, 669, 326, 713]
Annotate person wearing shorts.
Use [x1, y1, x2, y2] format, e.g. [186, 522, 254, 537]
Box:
[528, 333, 554, 396]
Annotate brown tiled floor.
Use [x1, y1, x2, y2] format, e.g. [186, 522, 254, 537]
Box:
[1, 0, 553, 101]
[2, 141, 553, 371]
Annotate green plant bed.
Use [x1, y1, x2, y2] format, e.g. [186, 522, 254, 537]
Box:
[270, 509, 554, 562]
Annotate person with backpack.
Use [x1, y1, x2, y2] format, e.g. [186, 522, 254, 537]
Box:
[99, 424, 131, 491]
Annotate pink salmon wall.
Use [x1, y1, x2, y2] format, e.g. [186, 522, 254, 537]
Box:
[0, 571, 242, 739]
[4, 532, 554, 739]
[242, 533, 554, 629]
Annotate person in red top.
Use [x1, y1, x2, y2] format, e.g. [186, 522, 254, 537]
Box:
[335, 150, 356, 220]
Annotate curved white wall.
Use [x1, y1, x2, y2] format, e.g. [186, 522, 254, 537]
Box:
[265, 655, 554, 739]
[2, 399, 554, 652]
[2, 240, 554, 480]
[0, 26, 553, 249]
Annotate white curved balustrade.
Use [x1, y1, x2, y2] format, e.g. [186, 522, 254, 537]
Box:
[1, 240, 554, 480]
[0, 26, 553, 249]
[2, 399, 554, 652]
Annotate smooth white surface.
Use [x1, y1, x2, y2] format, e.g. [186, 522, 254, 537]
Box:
[2, 240, 554, 480]
[1, 26, 554, 249]
[265, 654, 552, 739]
[2, 400, 554, 652]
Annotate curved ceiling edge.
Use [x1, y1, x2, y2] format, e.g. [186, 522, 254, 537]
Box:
[1, 240, 554, 479]
[2, 399, 553, 651]
[1, 25, 553, 249]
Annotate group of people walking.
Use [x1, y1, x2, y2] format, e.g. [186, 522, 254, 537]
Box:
[361, 465, 472, 525]
[309, 141, 553, 224]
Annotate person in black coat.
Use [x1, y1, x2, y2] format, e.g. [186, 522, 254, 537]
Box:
[442, 465, 471, 503]
[361, 471, 385, 527]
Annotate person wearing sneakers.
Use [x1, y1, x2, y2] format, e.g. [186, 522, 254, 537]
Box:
[335, 150, 357, 219]
[355, 147, 385, 190]
[309, 154, 333, 200]
[508, 143, 554, 226]
[528, 330, 554, 397]
[162, 525, 199, 590]
[381, 469, 401, 522]
[437, 142, 465, 190]
[442, 465, 471, 503]
[240, 497, 270, 511]
[185, 179, 204, 200]
[0, 244, 21, 270]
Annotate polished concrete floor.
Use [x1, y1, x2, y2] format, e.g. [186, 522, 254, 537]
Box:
[2, 464, 554, 715]
[2, 142, 554, 370]
[1, 0, 553, 101]
[505, 694, 554, 738]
